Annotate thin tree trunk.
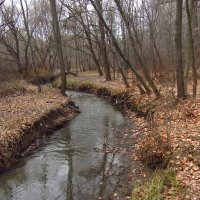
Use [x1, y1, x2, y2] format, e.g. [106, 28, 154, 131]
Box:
[74, 40, 79, 74]
[89, 0, 151, 94]
[111, 49, 129, 88]
[50, 0, 66, 94]
[186, 0, 197, 98]
[114, 0, 160, 97]
[84, 8, 103, 76]
[96, 0, 111, 81]
[184, 32, 190, 95]
[85, 30, 103, 76]
[175, 0, 185, 99]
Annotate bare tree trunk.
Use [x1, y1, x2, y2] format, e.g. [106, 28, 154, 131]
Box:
[114, 0, 160, 97]
[111, 47, 129, 88]
[96, 0, 111, 81]
[84, 7, 103, 76]
[84, 29, 103, 76]
[175, 0, 185, 99]
[186, 0, 197, 98]
[14, 30, 22, 74]
[89, 0, 151, 95]
[74, 39, 79, 74]
[50, 0, 66, 94]
[191, 0, 199, 69]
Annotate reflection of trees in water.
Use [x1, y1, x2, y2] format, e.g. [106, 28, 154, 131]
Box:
[74, 115, 118, 199]
[67, 148, 73, 200]
[42, 152, 48, 199]
[68, 115, 118, 199]
[64, 127, 74, 200]
[98, 116, 117, 198]
[99, 151, 116, 198]
[0, 161, 28, 198]
[40, 128, 74, 200]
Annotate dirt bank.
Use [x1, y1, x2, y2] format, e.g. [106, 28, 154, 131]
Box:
[0, 81, 78, 170]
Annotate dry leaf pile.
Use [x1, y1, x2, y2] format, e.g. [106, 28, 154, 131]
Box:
[132, 98, 200, 199]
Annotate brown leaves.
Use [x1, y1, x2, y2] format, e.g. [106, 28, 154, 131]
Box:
[0, 84, 72, 168]
[137, 98, 200, 199]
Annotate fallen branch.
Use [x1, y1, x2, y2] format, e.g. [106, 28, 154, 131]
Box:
[112, 95, 133, 106]
[65, 70, 78, 77]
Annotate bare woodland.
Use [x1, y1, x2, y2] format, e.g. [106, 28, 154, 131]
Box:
[0, 0, 199, 99]
[1, 1, 200, 199]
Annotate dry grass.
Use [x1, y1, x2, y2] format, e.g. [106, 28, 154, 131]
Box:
[0, 80, 75, 168]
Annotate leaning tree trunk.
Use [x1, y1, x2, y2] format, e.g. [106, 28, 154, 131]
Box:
[50, 0, 66, 94]
[113, 0, 160, 97]
[89, 0, 151, 95]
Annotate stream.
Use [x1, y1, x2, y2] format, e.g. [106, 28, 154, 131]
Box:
[0, 92, 128, 200]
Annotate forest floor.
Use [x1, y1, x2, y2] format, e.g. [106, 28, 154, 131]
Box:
[0, 79, 77, 170]
[61, 71, 200, 200]
[0, 71, 199, 199]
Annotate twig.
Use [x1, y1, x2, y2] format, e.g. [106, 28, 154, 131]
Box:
[112, 95, 132, 106]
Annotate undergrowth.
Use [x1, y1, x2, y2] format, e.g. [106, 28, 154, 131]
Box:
[28, 68, 52, 79]
[132, 169, 187, 200]
[0, 79, 35, 97]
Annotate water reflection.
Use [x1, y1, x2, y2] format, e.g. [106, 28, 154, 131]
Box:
[0, 92, 125, 200]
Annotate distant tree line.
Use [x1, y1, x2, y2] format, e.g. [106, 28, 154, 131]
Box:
[0, 0, 199, 98]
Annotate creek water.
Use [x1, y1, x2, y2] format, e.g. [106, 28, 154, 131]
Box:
[0, 92, 127, 200]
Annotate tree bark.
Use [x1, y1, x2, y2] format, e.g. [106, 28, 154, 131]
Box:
[175, 0, 185, 99]
[50, 0, 66, 94]
[185, 0, 197, 98]
[96, 0, 111, 81]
